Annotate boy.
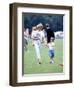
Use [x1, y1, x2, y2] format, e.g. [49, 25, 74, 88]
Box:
[48, 37, 55, 64]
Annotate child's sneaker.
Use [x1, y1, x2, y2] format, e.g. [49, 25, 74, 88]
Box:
[50, 60, 54, 64]
[39, 61, 42, 64]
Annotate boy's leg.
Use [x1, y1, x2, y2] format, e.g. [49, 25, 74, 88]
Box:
[49, 50, 55, 64]
[50, 58, 54, 64]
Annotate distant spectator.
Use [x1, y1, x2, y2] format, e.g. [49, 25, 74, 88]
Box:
[24, 28, 29, 51]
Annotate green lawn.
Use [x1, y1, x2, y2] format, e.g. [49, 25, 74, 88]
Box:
[24, 39, 63, 74]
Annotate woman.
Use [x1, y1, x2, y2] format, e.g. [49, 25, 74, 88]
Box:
[31, 26, 42, 64]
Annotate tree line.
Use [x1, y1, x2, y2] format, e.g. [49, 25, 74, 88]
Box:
[23, 13, 63, 33]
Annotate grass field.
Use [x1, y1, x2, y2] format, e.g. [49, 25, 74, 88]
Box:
[24, 39, 63, 74]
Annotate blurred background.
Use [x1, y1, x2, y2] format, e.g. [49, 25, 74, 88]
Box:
[23, 13, 63, 38]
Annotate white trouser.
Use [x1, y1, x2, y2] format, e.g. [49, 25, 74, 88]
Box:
[34, 40, 41, 60]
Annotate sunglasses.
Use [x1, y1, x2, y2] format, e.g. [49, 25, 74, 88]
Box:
[46, 25, 49, 27]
